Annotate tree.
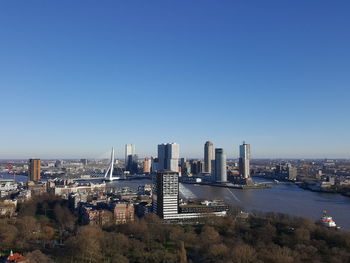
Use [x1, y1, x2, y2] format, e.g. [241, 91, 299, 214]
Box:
[0, 220, 18, 250]
[200, 226, 220, 246]
[25, 250, 53, 263]
[53, 204, 76, 243]
[231, 244, 256, 263]
[16, 216, 38, 241]
[41, 226, 55, 248]
[178, 240, 187, 263]
[65, 225, 103, 263]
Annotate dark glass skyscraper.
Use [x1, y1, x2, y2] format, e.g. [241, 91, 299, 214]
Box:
[214, 148, 227, 182]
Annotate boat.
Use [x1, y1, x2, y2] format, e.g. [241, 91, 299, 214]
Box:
[320, 210, 338, 228]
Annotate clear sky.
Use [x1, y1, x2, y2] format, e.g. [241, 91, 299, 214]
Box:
[1, 0, 349, 159]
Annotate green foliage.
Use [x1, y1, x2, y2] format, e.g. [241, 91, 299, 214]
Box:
[3, 196, 350, 262]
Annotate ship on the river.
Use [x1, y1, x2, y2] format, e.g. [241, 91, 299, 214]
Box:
[320, 210, 338, 228]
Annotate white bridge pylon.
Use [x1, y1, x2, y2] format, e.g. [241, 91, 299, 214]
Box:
[104, 147, 119, 181]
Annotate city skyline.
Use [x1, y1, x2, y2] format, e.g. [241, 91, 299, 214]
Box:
[1, 1, 350, 159]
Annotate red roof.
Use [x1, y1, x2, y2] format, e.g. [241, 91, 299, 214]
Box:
[7, 253, 27, 262]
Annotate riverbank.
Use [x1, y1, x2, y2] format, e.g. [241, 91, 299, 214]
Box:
[296, 181, 350, 198]
[180, 180, 271, 189]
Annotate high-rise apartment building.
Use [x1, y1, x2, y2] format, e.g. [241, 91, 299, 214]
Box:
[239, 142, 251, 179]
[157, 143, 179, 172]
[152, 168, 228, 221]
[127, 154, 138, 174]
[204, 141, 214, 174]
[152, 170, 179, 220]
[214, 148, 227, 182]
[125, 144, 135, 163]
[28, 159, 41, 181]
[143, 157, 151, 174]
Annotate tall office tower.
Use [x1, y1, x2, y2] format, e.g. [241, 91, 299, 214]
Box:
[214, 148, 227, 182]
[28, 159, 41, 181]
[151, 157, 158, 173]
[157, 143, 180, 172]
[204, 141, 214, 174]
[152, 170, 179, 220]
[127, 154, 138, 174]
[143, 157, 151, 174]
[190, 160, 204, 175]
[239, 142, 251, 179]
[125, 144, 136, 170]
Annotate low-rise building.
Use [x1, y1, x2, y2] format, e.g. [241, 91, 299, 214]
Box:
[27, 181, 47, 196]
[80, 204, 112, 226]
[112, 202, 135, 224]
[0, 200, 17, 218]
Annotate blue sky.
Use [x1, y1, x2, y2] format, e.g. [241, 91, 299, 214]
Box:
[1, 0, 349, 159]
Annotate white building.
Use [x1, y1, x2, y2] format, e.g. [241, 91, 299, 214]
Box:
[157, 143, 179, 172]
[204, 141, 214, 174]
[125, 144, 136, 165]
[153, 171, 179, 220]
[239, 142, 251, 179]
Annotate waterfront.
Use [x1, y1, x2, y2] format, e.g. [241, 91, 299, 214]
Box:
[108, 177, 350, 231]
[3, 173, 350, 230]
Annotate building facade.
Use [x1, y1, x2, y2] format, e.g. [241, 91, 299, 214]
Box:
[215, 148, 227, 182]
[125, 144, 136, 168]
[204, 141, 214, 174]
[239, 142, 251, 179]
[152, 170, 179, 220]
[113, 202, 135, 224]
[157, 143, 179, 172]
[28, 159, 41, 181]
[143, 157, 151, 174]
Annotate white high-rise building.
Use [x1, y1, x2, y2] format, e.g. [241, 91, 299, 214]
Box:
[204, 141, 214, 174]
[125, 144, 136, 166]
[158, 143, 179, 172]
[239, 142, 251, 179]
[152, 170, 179, 220]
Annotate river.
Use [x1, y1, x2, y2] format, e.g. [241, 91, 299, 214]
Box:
[109, 177, 350, 231]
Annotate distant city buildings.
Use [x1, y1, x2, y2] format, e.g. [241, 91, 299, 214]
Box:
[28, 159, 41, 181]
[204, 141, 214, 174]
[158, 143, 180, 172]
[239, 142, 251, 179]
[214, 148, 227, 183]
[275, 163, 297, 181]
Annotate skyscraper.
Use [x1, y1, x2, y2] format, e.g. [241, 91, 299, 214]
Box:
[152, 170, 179, 220]
[204, 141, 214, 174]
[125, 144, 136, 170]
[28, 159, 41, 181]
[214, 148, 227, 182]
[239, 142, 251, 179]
[127, 154, 138, 174]
[157, 143, 180, 172]
[143, 157, 151, 174]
